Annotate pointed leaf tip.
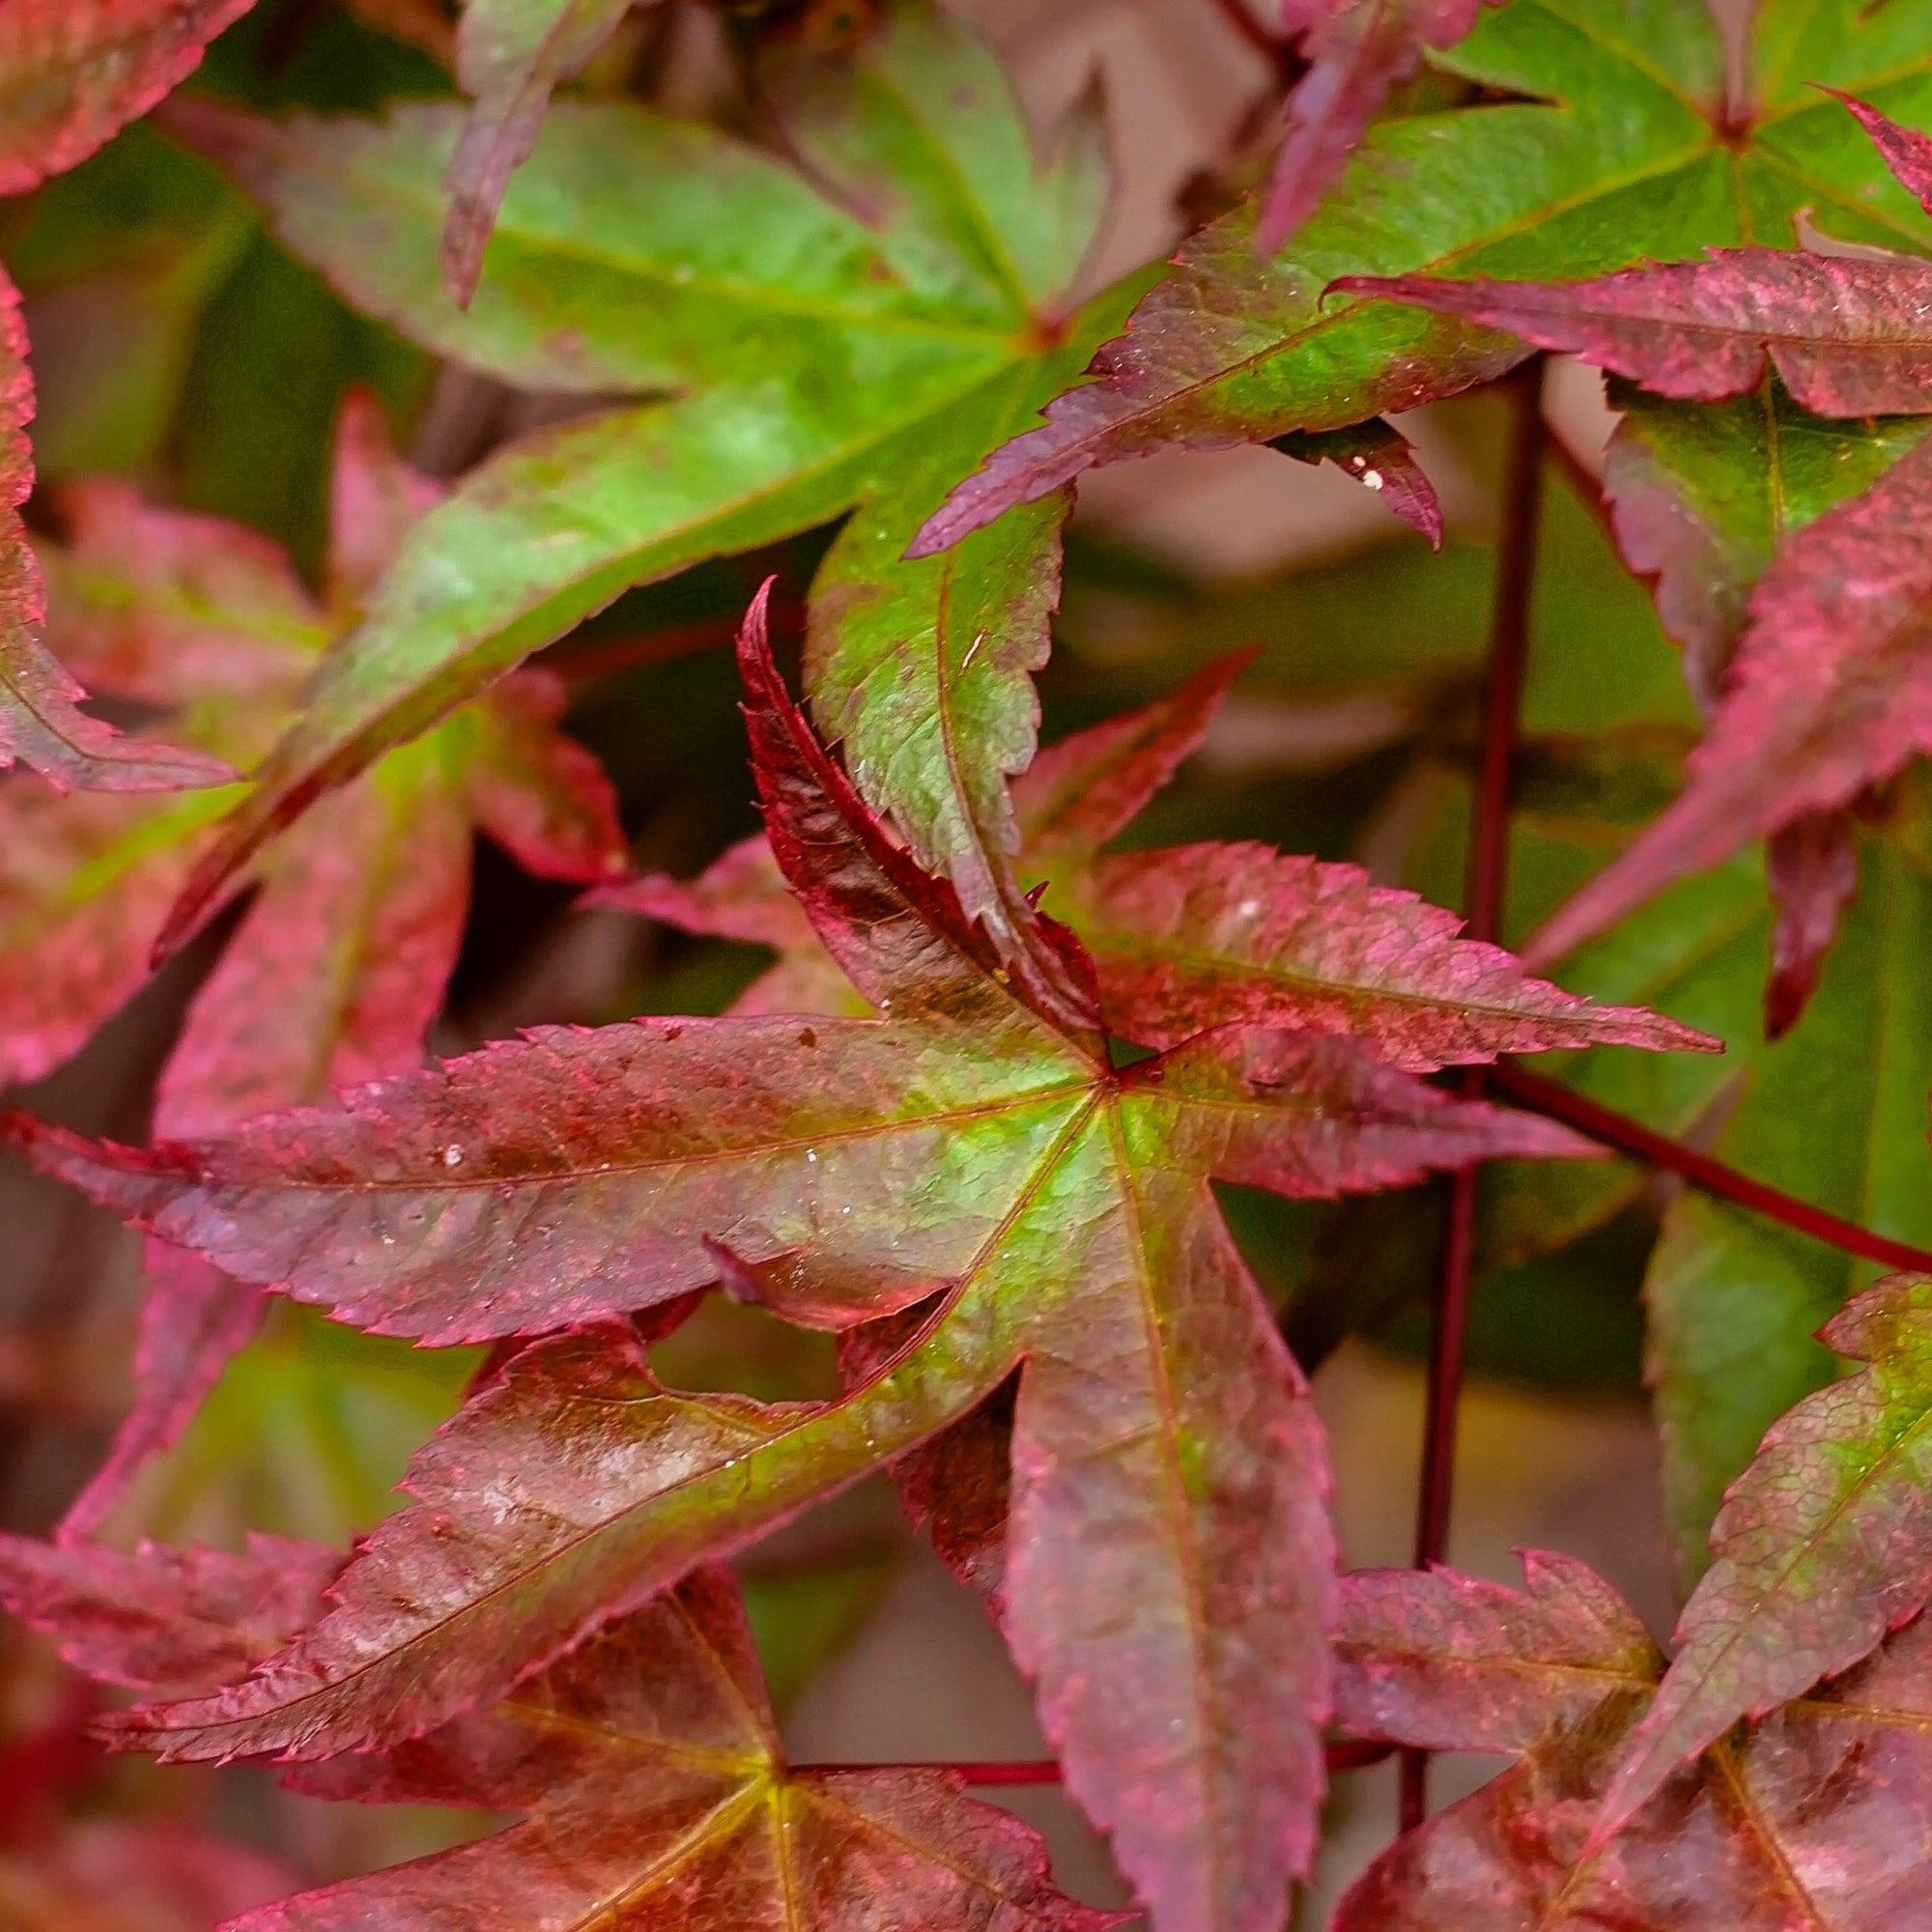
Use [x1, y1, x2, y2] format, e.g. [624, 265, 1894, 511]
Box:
[1259, 0, 1494, 257]
[1270, 420, 1444, 545]
[1596, 1270, 1932, 1841]
[440, 0, 644, 306]
[736, 582, 1104, 1043]
[1824, 87, 1932, 218]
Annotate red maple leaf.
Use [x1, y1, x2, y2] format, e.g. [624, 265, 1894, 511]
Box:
[1330, 1548, 1932, 1928]
[1524, 429, 1932, 967]
[2, 1533, 1121, 1932]
[0, 585, 1708, 1932]
[10, 394, 625, 1538]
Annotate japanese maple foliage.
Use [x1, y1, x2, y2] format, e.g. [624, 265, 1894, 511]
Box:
[15, 392, 626, 1539]
[1261, 0, 1495, 253]
[0, 1533, 1121, 1932]
[8, 589, 1645, 1932]
[11, 2, 1932, 1930]
[1330, 1549, 1932, 1928]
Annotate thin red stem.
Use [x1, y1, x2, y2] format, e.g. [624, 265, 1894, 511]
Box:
[1403, 361, 1546, 1831]
[1491, 1063, 1932, 1276]
[1461, 367, 1546, 952]
[791, 1742, 1391, 1785]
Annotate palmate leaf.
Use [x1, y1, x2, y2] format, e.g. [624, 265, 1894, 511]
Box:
[916, 0, 1932, 553]
[1330, 1550, 1932, 1928]
[1, 1536, 1119, 1932]
[611, 654, 1715, 1067]
[0, 592, 1679, 1932]
[150, 0, 1133, 997]
[256, 1568, 1123, 1932]
[7, 395, 624, 1540]
[1598, 1272, 1932, 1838]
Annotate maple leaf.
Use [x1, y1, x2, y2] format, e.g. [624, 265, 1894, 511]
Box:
[441, 0, 644, 305]
[2, 589, 1630, 1932]
[1260, 0, 1494, 254]
[1594, 1270, 1932, 1839]
[6, 1535, 1120, 1932]
[611, 654, 1716, 1067]
[0, 0, 258, 198]
[1329, 1549, 1932, 1929]
[1331, 251, 1932, 415]
[260, 1566, 1125, 1932]
[149, 1, 1126, 986]
[6, 394, 625, 1539]
[1524, 427, 1932, 968]
[1825, 91, 1932, 218]
[914, 0, 1932, 554]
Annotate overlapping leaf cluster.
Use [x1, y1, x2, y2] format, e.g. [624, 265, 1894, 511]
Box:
[9, 1, 1932, 1929]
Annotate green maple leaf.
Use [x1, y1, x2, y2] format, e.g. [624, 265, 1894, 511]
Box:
[153, 0, 1133, 1012]
[917, 0, 1932, 553]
